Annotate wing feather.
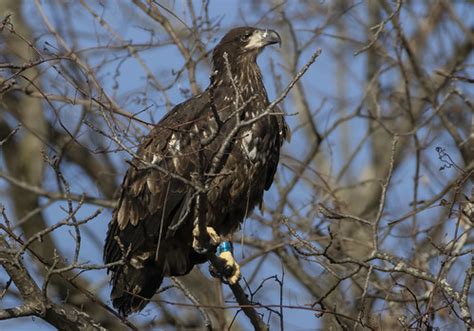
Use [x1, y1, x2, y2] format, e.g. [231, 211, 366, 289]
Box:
[264, 108, 289, 190]
[104, 91, 214, 268]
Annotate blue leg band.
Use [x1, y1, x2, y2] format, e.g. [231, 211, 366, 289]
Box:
[216, 241, 233, 256]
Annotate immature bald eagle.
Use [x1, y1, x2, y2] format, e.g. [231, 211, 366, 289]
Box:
[104, 27, 288, 316]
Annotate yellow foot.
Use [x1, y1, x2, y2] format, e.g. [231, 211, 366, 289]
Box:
[192, 226, 221, 252]
[216, 251, 241, 284]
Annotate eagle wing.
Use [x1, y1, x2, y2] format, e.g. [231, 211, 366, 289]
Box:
[264, 107, 289, 190]
[104, 91, 215, 315]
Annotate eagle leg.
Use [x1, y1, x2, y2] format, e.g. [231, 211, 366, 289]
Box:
[209, 251, 241, 285]
[192, 225, 221, 253]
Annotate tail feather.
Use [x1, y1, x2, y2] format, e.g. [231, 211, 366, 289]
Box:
[111, 260, 164, 316]
[108, 239, 205, 316]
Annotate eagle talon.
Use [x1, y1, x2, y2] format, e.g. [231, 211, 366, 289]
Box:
[192, 226, 221, 253]
[210, 251, 241, 285]
[224, 264, 234, 277]
[193, 245, 209, 254]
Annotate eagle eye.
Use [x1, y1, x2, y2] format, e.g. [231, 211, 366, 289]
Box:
[240, 32, 251, 42]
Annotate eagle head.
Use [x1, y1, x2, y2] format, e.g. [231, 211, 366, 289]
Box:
[212, 27, 281, 72]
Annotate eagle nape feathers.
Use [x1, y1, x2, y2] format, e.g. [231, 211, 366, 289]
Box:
[104, 26, 288, 316]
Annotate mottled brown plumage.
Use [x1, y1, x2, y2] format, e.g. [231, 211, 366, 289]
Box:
[104, 27, 288, 316]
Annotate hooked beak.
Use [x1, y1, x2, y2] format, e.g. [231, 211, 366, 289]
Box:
[244, 28, 282, 50]
[261, 29, 281, 47]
